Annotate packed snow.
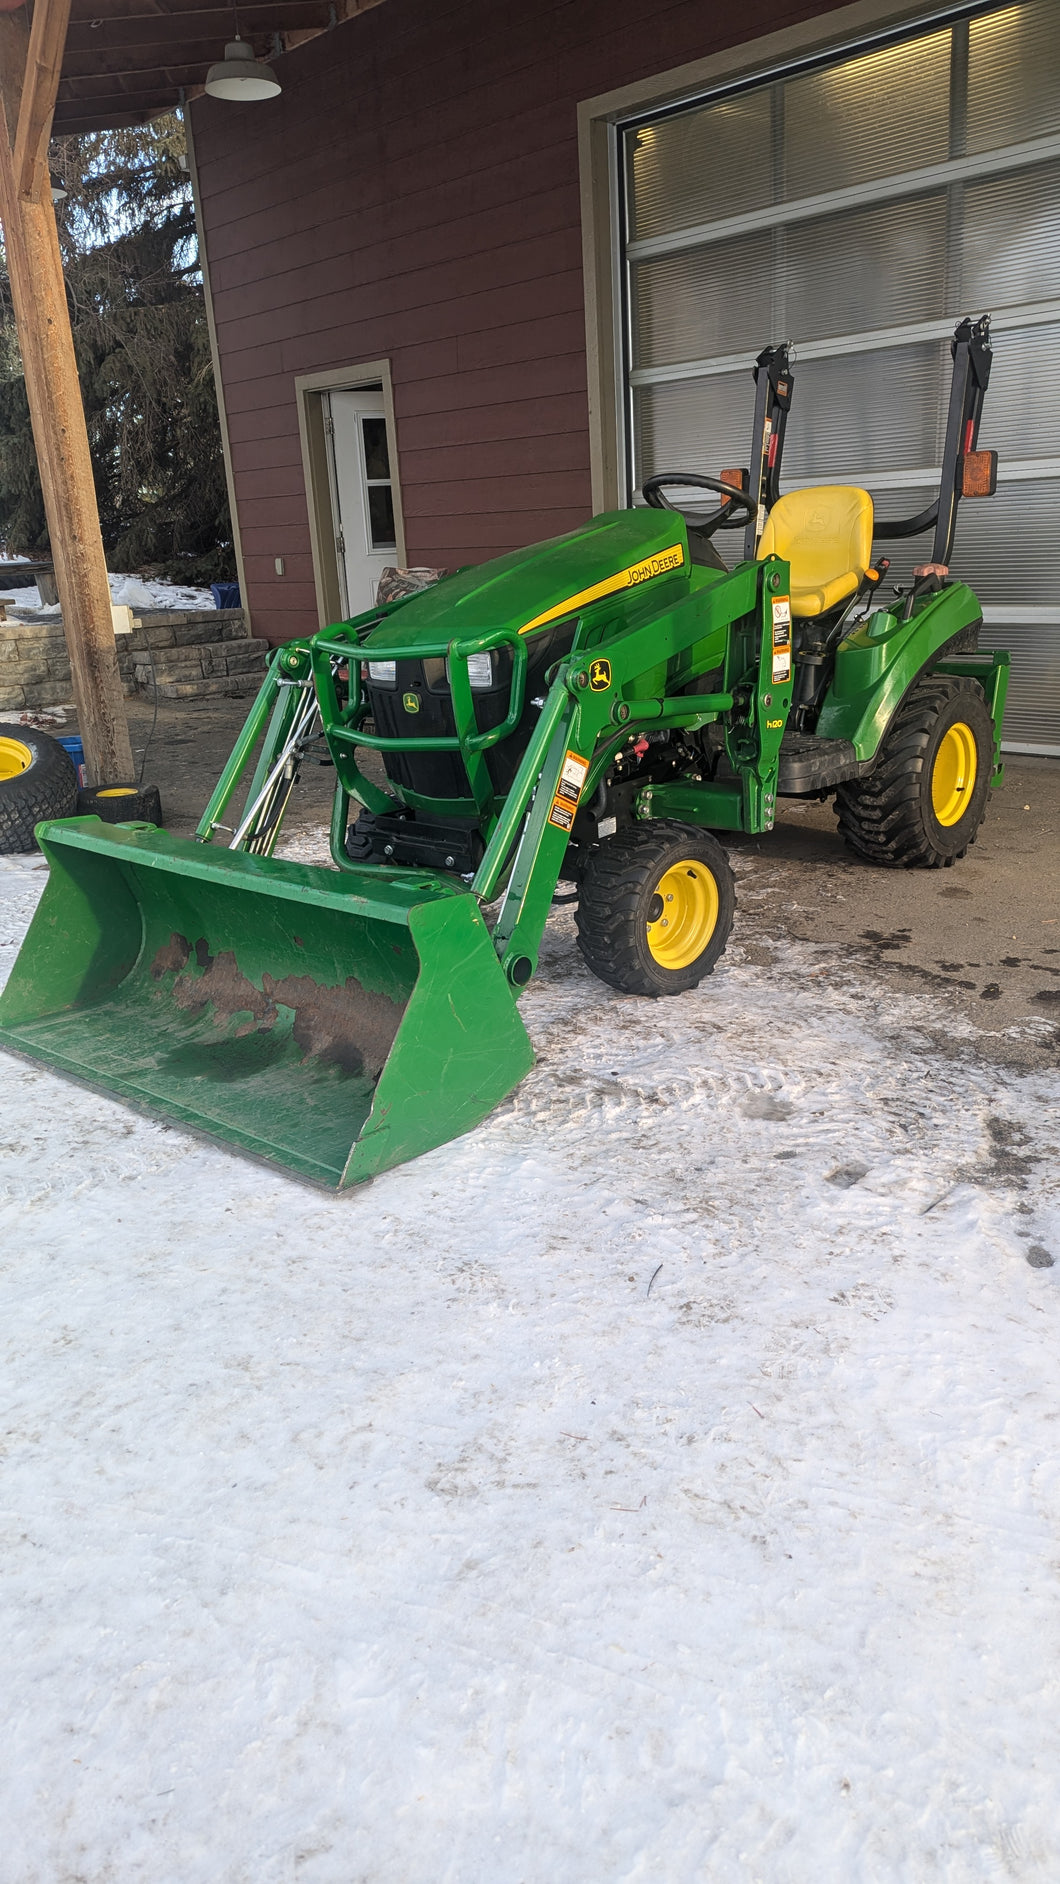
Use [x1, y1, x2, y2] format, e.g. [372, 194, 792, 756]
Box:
[1, 845, 1059, 1883]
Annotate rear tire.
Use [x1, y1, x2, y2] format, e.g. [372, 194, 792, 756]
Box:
[835, 676, 992, 868]
[575, 820, 735, 996]
[0, 723, 78, 853]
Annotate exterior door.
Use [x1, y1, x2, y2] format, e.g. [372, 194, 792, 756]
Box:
[324, 388, 398, 614]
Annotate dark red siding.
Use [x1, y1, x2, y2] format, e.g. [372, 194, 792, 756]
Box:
[192, 0, 848, 642]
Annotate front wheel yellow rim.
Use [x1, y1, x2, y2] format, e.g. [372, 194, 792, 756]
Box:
[0, 735, 32, 782]
[931, 721, 978, 826]
[646, 858, 720, 969]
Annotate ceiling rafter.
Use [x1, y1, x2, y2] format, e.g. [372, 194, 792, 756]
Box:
[44, 0, 385, 132]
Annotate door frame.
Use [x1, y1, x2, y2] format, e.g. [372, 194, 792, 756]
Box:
[295, 358, 407, 627]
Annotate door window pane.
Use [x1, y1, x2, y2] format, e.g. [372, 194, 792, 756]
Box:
[368, 484, 396, 549]
[361, 416, 391, 480]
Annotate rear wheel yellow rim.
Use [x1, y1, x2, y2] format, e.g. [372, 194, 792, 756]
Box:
[0, 735, 32, 782]
[931, 721, 978, 826]
[646, 858, 719, 969]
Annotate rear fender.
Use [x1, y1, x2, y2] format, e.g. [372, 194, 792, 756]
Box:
[815, 581, 985, 760]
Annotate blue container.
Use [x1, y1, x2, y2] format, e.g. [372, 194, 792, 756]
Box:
[56, 734, 86, 787]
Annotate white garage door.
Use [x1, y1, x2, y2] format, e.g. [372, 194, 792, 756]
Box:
[623, 0, 1060, 753]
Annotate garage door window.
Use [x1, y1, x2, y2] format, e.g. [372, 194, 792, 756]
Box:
[623, 0, 1060, 752]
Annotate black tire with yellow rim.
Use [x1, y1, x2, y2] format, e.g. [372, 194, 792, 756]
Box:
[0, 722, 78, 853]
[835, 675, 993, 868]
[575, 820, 736, 996]
[77, 781, 163, 826]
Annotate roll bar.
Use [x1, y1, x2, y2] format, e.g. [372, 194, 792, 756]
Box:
[741, 342, 795, 558]
[874, 315, 997, 566]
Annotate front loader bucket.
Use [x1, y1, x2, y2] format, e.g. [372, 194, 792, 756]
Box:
[0, 820, 534, 1187]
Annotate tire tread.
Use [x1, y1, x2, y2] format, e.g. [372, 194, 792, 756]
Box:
[0, 724, 78, 853]
[835, 677, 991, 869]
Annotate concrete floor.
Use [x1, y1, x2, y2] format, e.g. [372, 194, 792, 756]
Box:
[107, 691, 1060, 1065]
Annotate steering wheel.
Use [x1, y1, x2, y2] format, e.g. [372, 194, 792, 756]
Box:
[642, 471, 757, 536]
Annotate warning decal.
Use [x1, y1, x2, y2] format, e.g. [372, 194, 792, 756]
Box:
[548, 749, 589, 830]
[771, 595, 792, 684]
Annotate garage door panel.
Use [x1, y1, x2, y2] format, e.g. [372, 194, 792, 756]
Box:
[631, 372, 753, 490]
[781, 346, 943, 483]
[979, 622, 1060, 754]
[785, 194, 948, 340]
[630, 236, 773, 369]
[962, 161, 1060, 310]
[627, 93, 773, 243]
[948, 480, 1060, 605]
[782, 30, 951, 198]
[971, 322, 1060, 457]
[967, 0, 1060, 153]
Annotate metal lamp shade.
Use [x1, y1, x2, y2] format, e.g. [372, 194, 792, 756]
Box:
[205, 37, 281, 101]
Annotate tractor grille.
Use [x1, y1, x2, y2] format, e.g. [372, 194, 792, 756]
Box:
[364, 621, 576, 801]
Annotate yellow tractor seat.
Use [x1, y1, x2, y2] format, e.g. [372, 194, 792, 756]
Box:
[757, 485, 874, 617]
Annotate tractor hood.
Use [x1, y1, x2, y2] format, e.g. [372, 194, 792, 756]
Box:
[363, 508, 691, 650]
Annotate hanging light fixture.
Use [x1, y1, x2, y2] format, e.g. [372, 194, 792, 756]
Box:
[50, 172, 68, 204]
[205, 10, 281, 101]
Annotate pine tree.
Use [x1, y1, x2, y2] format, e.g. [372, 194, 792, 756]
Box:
[0, 112, 234, 582]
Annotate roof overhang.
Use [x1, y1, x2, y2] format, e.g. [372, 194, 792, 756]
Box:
[50, 0, 384, 135]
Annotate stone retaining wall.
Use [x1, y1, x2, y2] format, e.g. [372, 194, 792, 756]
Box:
[0, 607, 269, 711]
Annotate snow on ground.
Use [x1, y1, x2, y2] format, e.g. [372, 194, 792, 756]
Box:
[2, 846, 1060, 1883]
[0, 570, 216, 615]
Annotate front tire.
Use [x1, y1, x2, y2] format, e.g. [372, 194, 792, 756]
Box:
[835, 676, 992, 868]
[575, 821, 735, 996]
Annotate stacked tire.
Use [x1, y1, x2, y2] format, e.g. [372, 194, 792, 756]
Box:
[77, 781, 163, 825]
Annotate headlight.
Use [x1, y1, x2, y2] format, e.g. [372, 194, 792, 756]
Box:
[447, 652, 494, 691]
[367, 660, 397, 685]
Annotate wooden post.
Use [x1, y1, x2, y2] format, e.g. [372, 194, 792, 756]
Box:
[0, 1, 134, 784]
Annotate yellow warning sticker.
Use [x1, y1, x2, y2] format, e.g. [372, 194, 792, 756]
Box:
[548, 750, 589, 829]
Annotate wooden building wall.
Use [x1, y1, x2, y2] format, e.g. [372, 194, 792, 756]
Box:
[191, 0, 842, 643]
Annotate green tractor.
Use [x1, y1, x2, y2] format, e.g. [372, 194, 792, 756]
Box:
[0, 318, 1008, 1187]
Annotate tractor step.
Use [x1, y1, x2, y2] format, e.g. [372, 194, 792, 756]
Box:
[776, 732, 866, 794]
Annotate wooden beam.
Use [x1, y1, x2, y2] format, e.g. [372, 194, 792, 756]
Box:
[0, 8, 134, 785]
[13, 0, 71, 203]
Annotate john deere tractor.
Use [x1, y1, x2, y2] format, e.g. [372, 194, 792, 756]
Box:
[0, 318, 1008, 1187]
